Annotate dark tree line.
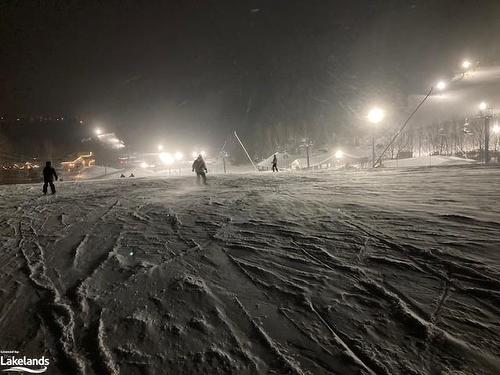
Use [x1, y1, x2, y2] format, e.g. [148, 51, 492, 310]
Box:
[0, 118, 89, 163]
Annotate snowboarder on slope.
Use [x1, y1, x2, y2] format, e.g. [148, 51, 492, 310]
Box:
[42, 161, 58, 195]
[192, 155, 208, 184]
[272, 154, 279, 172]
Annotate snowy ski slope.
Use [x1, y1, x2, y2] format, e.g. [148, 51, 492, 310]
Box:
[0, 165, 499, 374]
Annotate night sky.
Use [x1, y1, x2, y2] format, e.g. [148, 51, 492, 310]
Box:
[2, 0, 500, 151]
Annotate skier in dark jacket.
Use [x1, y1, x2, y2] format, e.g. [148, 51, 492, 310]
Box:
[192, 155, 208, 184]
[42, 161, 58, 195]
[272, 154, 279, 172]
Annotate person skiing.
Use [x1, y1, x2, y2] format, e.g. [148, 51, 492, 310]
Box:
[42, 161, 58, 195]
[272, 154, 279, 172]
[192, 154, 208, 184]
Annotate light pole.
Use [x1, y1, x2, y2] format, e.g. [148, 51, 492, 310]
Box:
[299, 138, 313, 169]
[479, 102, 491, 164]
[93, 128, 107, 174]
[220, 151, 228, 173]
[175, 152, 183, 174]
[367, 107, 385, 167]
[492, 124, 500, 160]
[306, 141, 311, 169]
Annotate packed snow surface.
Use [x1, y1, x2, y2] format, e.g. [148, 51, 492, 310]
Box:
[0, 165, 499, 374]
[381, 156, 476, 168]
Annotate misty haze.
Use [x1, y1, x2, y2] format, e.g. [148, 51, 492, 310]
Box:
[1, 1, 499, 374]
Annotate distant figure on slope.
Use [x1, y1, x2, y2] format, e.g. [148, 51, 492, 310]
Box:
[42, 161, 58, 195]
[192, 154, 208, 184]
[272, 154, 279, 172]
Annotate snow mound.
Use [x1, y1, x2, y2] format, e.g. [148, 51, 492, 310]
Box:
[382, 156, 477, 168]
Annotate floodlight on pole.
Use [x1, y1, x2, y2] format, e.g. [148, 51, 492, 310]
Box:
[479, 101, 488, 111]
[462, 60, 472, 70]
[335, 150, 344, 159]
[95, 128, 102, 136]
[436, 81, 446, 91]
[367, 107, 385, 168]
[160, 152, 174, 165]
[367, 107, 385, 124]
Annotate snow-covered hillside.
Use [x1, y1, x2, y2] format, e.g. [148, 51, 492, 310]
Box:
[0, 166, 499, 374]
[381, 156, 477, 168]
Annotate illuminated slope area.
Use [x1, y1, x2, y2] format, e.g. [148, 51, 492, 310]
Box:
[0, 166, 499, 374]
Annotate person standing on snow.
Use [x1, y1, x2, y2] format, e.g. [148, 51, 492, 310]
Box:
[192, 154, 208, 184]
[42, 161, 58, 195]
[272, 154, 279, 172]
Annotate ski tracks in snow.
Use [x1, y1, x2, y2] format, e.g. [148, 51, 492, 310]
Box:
[0, 168, 499, 374]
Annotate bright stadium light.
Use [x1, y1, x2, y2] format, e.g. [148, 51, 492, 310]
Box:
[335, 150, 344, 159]
[479, 101, 487, 111]
[174, 151, 184, 160]
[160, 152, 174, 165]
[367, 107, 385, 124]
[95, 128, 103, 135]
[140, 162, 148, 169]
[158, 144, 164, 151]
[436, 81, 446, 91]
[462, 60, 472, 70]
